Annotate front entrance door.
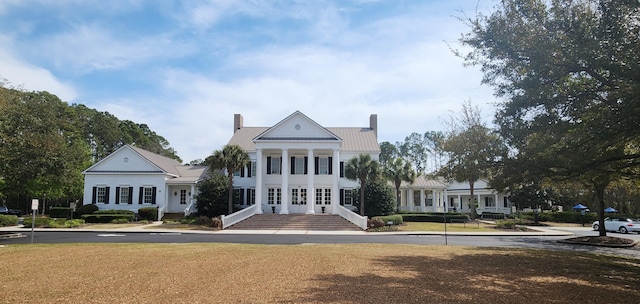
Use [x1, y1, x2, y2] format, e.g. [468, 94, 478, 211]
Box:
[289, 188, 307, 213]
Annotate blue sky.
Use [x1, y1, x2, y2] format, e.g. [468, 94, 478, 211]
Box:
[0, 0, 497, 163]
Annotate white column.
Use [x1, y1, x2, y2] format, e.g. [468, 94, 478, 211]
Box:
[444, 189, 448, 212]
[255, 149, 263, 214]
[495, 193, 499, 211]
[420, 190, 425, 212]
[331, 149, 340, 214]
[280, 149, 289, 214]
[457, 194, 461, 212]
[306, 149, 315, 214]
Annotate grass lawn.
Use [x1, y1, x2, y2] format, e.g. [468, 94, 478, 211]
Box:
[397, 221, 498, 232]
[1, 243, 638, 303]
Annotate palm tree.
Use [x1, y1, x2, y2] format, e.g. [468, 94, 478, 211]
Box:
[206, 144, 250, 214]
[344, 154, 379, 216]
[383, 157, 416, 213]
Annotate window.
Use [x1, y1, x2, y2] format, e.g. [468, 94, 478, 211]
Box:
[247, 189, 255, 205]
[450, 197, 455, 207]
[300, 189, 307, 205]
[324, 189, 331, 205]
[292, 189, 299, 205]
[115, 186, 132, 204]
[413, 191, 421, 206]
[315, 157, 333, 175]
[180, 189, 187, 205]
[267, 157, 281, 175]
[341, 189, 353, 205]
[268, 188, 281, 205]
[138, 186, 156, 204]
[485, 197, 495, 207]
[93, 186, 109, 204]
[233, 168, 242, 177]
[233, 188, 244, 205]
[249, 161, 256, 177]
[316, 189, 323, 205]
[292, 157, 306, 175]
[503, 197, 509, 208]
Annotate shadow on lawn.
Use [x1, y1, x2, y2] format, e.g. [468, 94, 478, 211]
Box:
[294, 248, 640, 304]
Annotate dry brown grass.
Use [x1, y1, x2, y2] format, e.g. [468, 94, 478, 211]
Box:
[1, 243, 638, 303]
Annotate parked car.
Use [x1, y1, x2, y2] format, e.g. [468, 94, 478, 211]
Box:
[592, 217, 640, 234]
[0, 205, 8, 214]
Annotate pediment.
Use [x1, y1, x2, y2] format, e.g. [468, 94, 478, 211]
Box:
[253, 111, 341, 142]
[83, 145, 164, 173]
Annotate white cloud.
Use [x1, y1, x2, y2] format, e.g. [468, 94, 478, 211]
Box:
[0, 36, 77, 101]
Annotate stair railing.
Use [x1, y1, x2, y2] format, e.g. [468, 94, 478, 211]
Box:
[336, 205, 368, 230]
[221, 204, 258, 229]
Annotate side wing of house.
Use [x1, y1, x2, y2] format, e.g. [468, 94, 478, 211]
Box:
[82, 145, 174, 213]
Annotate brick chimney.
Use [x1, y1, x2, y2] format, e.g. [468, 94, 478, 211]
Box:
[369, 114, 377, 138]
[234, 114, 243, 133]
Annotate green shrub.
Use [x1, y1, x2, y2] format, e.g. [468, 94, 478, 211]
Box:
[75, 204, 99, 217]
[111, 218, 130, 224]
[22, 217, 51, 227]
[374, 215, 403, 225]
[495, 220, 516, 229]
[49, 207, 73, 219]
[520, 211, 598, 224]
[81, 214, 135, 223]
[402, 213, 469, 223]
[93, 210, 135, 215]
[179, 217, 197, 224]
[137, 207, 158, 221]
[0, 214, 19, 227]
[44, 218, 85, 228]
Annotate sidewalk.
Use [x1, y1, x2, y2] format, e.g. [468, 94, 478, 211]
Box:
[0, 221, 574, 237]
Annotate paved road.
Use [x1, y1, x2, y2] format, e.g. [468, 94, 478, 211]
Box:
[2, 230, 639, 259]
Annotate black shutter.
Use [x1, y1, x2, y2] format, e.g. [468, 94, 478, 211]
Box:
[304, 157, 308, 174]
[340, 189, 344, 206]
[240, 189, 245, 205]
[314, 157, 319, 175]
[104, 187, 110, 204]
[291, 157, 295, 174]
[328, 157, 333, 174]
[485, 197, 488, 207]
[139, 187, 143, 204]
[115, 187, 120, 204]
[151, 187, 157, 204]
[267, 157, 272, 174]
[128, 187, 134, 204]
[92, 187, 97, 204]
[340, 161, 344, 177]
[247, 163, 252, 178]
[240, 166, 245, 177]
[279, 157, 282, 174]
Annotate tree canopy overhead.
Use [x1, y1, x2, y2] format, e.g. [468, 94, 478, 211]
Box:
[0, 86, 181, 209]
[458, 0, 640, 235]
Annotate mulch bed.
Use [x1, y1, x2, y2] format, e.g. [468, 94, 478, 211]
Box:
[560, 236, 638, 247]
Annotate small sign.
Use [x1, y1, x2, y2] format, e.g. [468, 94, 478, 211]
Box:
[70, 203, 76, 210]
[31, 199, 39, 211]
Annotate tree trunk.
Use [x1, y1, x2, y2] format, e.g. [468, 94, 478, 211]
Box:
[227, 174, 234, 215]
[360, 176, 366, 216]
[395, 181, 401, 213]
[594, 181, 609, 237]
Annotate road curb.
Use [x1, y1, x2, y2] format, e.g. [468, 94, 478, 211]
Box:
[0, 232, 26, 240]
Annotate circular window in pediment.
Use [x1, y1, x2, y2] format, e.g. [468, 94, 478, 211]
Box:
[295, 124, 301, 130]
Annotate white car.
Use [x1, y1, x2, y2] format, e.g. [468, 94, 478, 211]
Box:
[592, 217, 640, 234]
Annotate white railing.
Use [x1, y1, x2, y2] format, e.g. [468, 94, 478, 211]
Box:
[184, 200, 195, 217]
[157, 204, 168, 221]
[336, 205, 368, 230]
[221, 204, 258, 229]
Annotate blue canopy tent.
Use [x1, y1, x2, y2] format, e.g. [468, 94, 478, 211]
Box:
[572, 204, 588, 210]
[604, 207, 617, 213]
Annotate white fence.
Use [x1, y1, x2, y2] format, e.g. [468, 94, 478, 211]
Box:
[336, 205, 368, 230]
[221, 204, 258, 229]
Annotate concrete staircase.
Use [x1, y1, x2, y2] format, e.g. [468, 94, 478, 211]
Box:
[226, 214, 363, 231]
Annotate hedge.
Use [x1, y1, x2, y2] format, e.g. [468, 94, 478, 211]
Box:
[76, 204, 99, 217]
[519, 211, 598, 224]
[0, 214, 19, 227]
[81, 214, 134, 223]
[93, 210, 135, 215]
[373, 215, 403, 225]
[138, 207, 158, 221]
[49, 207, 73, 219]
[402, 213, 470, 223]
[22, 217, 85, 228]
